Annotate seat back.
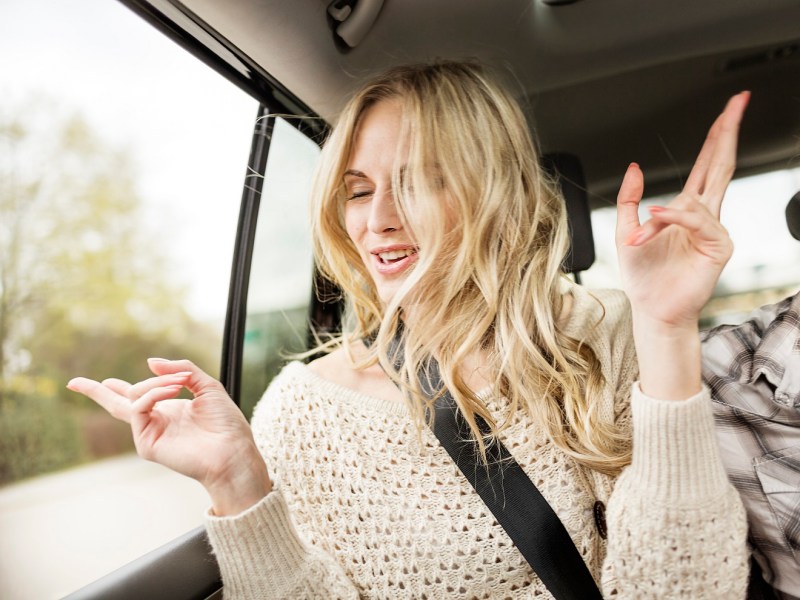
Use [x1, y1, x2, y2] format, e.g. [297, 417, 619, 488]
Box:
[540, 153, 595, 274]
[786, 191, 800, 241]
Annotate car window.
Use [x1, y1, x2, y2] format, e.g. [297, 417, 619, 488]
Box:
[0, 0, 256, 597]
[582, 167, 800, 326]
[240, 117, 321, 419]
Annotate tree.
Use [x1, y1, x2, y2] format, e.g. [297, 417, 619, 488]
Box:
[0, 97, 219, 483]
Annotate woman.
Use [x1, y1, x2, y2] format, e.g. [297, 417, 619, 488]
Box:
[68, 62, 750, 598]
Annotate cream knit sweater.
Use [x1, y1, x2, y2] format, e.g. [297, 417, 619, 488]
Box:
[205, 286, 749, 599]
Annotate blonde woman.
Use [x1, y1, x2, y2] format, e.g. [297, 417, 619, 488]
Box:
[69, 62, 750, 598]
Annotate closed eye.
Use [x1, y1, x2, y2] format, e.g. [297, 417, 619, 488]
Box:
[347, 190, 373, 200]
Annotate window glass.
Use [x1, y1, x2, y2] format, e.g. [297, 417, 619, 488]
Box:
[241, 118, 321, 420]
[0, 0, 256, 597]
[582, 167, 800, 327]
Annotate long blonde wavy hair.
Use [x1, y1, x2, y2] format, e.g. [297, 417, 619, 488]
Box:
[310, 61, 630, 474]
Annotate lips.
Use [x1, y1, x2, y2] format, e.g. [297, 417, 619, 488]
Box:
[371, 245, 419, 274]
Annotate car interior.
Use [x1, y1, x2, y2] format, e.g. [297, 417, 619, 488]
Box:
[63, 0, 800, 598]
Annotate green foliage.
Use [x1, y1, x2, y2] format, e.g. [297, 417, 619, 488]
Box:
[0, 96, 221, 484]
[0, 388, 86, 485]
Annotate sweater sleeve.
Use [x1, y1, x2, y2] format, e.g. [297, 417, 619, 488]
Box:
[204, 484, 358, 600]
[203, 366, 359, 600]
[600, 383, 749, 599]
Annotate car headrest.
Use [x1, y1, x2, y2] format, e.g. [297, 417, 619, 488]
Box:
[540, 153, 596, 273]
[787, 191, 800, 241]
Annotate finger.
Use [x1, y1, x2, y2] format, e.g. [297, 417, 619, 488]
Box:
[683, 112, 724, 196]
[623, 211, 671, 246]
[102, 378, 133, 396]
[639, 206, 730, 259]
[130, 384, 185, 438]
[615, 163, 645, 246]
[66, 377, 133, 423]
[702, 91, 749, 211]
[147, 358, 224, 396]
[131, 384, 184, 415]
[685, 92, 750, 214]
[625, 191, 703, 246]
[126, 372, 192, 400]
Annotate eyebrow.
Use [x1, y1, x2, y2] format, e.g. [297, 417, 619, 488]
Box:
[342, 165, 411, 180]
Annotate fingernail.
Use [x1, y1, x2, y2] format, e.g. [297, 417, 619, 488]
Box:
[628, 162, 639, 170]
[648, 206, 665, 213]
[148, 357, 169, 362]
[174, 371, 192, 377]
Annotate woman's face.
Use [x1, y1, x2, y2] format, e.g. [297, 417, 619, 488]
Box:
[343, 99, 420, 306]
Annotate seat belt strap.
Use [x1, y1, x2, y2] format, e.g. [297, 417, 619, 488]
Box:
[372, 329, 603, 600]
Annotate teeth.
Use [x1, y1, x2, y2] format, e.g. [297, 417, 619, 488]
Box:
[378, 249, 416, 263]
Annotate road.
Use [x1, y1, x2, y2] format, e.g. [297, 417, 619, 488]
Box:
[0, 454, 209, 599]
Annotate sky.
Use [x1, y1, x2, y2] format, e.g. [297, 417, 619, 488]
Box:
[0, 0, 258, 322]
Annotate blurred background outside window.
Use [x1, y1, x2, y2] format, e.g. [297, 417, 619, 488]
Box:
[0, 1, 256, 597]
[583, 167, 800, 327]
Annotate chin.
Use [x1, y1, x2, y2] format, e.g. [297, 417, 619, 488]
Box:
[377, 291, 399, 307]
[376, 284, 405, 308]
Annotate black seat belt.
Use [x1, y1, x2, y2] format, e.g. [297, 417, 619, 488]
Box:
[372, 329, 603, 600]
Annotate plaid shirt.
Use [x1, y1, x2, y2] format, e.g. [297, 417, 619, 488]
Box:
[702, 292, 800, 600]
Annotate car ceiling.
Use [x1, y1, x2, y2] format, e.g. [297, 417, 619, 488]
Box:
[150, 0, 800, 207]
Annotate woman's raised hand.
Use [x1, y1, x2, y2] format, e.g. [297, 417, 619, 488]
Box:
[615, 92, 749, 401]
[615, 92, 749, 328]
[67, 359, 272, 516]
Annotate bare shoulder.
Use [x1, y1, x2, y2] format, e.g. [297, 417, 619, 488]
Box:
[307, 343, 404, 403]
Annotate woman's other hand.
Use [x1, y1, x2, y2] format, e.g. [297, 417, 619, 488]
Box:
[67, 358, 272, 516]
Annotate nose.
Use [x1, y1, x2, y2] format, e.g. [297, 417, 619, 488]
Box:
[367, 186, 402, 233]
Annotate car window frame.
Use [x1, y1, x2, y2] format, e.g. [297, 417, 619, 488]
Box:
[117, 0, 334, 407]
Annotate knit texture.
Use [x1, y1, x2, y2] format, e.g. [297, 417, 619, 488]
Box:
[205, 286, 748, 599]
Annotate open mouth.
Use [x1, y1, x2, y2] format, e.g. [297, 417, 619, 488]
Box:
[371, 246, 419, 274]
[377, 248, 418, 264]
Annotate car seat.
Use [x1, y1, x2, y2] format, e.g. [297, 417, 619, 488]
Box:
[786, 190, 800, 241]
[540, 153, 595, 280]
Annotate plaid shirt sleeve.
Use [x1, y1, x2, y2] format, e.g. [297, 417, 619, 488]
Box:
[701, 292, 800, 600]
